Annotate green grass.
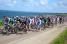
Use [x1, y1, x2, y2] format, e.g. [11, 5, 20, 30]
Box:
[0, 20, 3, 26]
[51, 28, 67, 44]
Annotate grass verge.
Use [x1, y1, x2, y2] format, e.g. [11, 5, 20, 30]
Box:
[51, 28, 67, 44]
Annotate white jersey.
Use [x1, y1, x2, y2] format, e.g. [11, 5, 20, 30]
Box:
[29, 18, 33, 25]
[57, 17, 59, 23]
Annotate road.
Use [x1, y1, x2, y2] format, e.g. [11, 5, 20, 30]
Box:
[0, 23, 67, 44]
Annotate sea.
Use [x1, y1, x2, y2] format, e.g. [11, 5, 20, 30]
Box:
[0, 10, 66, 20]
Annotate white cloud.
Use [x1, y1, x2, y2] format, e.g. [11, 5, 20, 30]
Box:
[39, 0, 48, 6]
[47, 0, 67, 9]
[21, 0, 48, 7]
[21, 0, 34, 6]
[54, 0, 67, 7]
[12, 0, 16, 4]
[22, 0, 33, 3]
[0, 0, 16, 6]
[59, 1, 67, 7]
[32, 0, 48, 7]
[7, 0, 16, 6]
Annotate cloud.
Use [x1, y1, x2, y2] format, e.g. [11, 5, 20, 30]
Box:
[33, 0, 48, 7]
[6, 0, 17, 6]
[12, 0, 16, 4]
[39, 0, 48, 6]
[52, 0, 67, 7]
[0, 0, 16, 6]
[58, 1, 67, 7]
[21, 0, 48, 7]
[22, 0, 33, 2]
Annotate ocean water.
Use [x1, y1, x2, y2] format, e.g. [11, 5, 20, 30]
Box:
[0, 10, 66, 19]
[0, 10, 39, 19]
[0, 10, 47, 19]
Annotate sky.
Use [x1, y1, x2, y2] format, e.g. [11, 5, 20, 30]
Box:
[0, 0, 67, 13]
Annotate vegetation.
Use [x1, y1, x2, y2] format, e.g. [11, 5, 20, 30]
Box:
[51, 28, 67, 44]
[0, 20, 3, 26]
